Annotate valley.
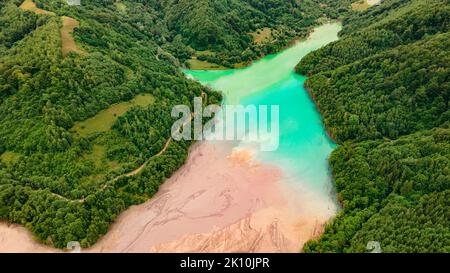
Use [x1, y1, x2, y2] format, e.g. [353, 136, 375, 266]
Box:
[0, 0, 448, 254]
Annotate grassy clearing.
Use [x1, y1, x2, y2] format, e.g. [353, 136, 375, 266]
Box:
[115, 2, 127, 12]
[19, 0, 55, 16]
[195, 50, 215, 56]
[351, 0, 383, 12]
[0, 151, 21, 165]
[250, 28, 272, 44]
[61, 16, 85, 57]
[187, 58, 227, 70]
[233, 62, 248, 69]
[83, 144, 121, 170]
[71, 94, 155, 137]
[78, 144, 123, 189]
[351, 0, 371, 11]
[188, 50, 227, 70]
[367, 0, 382, 5]
[84, 145, 106, 168]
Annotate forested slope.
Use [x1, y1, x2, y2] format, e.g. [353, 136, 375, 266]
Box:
[0, 0, 222, 248]
[0, 0, 354, 250]
[25, 0, 358, 69]
[296, 0, 449, 252]
[31, 0, 354, 68]
[159, 0, 353, 67]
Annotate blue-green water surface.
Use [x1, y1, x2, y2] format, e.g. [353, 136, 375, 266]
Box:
[185, 23, 341, 193]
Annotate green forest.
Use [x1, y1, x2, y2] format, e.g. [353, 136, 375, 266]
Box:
[0, 0, 448, 252]
[0, 0, 224, 248]
[24, 0, 356, 69]
[296, 0, 449, 252]
[0, 0, 353, 250]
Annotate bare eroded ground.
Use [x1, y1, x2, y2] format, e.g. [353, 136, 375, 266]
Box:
[0, 142, 336, 253]
[89, 141, 336, 252]
[0, 222, 57, 253]
[19, 0, 55, 16]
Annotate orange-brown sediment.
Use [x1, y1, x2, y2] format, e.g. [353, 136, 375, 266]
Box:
[0, 142, 336, 253]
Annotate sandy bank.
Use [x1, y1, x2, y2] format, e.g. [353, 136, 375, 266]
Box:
[0, 141, 335, 252]
[0, 222, 57, 253]
[88, 141, 334, 252]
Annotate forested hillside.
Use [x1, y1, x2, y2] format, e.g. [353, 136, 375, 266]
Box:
[0, 0, 354, 250]
[296, 0, 449, 252]
[0, 0, 223, 248]
[3, 0, 447, 252]
[159, 0, 354, 67]
[30, 0, 354, 69]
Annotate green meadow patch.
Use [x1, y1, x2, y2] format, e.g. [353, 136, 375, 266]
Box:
[71, 93, 155, 137]
[83, 145, 107, 168]
[187, 58, 227, 70]
[86, 144, 121, 170]
[114, 2, 127, 12]
[0, 151, 21, 165]
[250, 28, 272, 44]
[187, 50, 228, 70]
[61, 16, 85, 57]
[351, 0, 370, 11]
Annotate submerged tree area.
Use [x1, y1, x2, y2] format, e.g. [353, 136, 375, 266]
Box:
[296, 0, 449, 252]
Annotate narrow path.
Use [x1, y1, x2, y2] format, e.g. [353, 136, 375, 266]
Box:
[109, 92, 205, 185]
[124, 137, 173, 178]
[52, 101, 201, 203]
[121, 94, 205, 179]
[55, 135, 174, 203]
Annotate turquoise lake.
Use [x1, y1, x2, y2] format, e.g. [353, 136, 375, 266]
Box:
[185, 22, 342, 195]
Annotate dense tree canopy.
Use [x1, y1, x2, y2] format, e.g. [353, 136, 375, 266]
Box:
[1, 0, 447, 252]
[297, 0, 449, 253]
[158, 0, 354, 66]
[2, 0, 353, 250]
[0, 0, 222, 248]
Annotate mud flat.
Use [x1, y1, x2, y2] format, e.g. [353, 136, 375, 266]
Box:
[0, 142, 334, 253]
[89, 142, 334, 252]
[0, 222, 57, 253]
